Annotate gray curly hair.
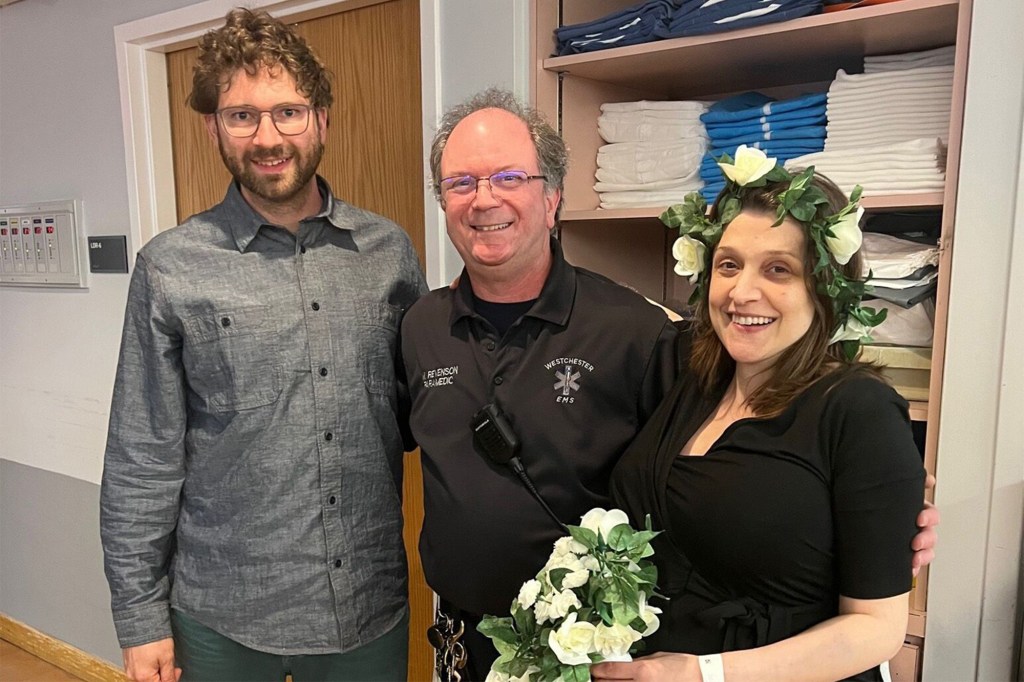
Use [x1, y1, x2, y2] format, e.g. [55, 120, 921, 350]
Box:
[428, 88, 568, 217]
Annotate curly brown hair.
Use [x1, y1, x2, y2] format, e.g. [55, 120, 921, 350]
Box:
[188, 7, 332, 114]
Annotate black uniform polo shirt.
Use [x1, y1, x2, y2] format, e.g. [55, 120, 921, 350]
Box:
[401, 238, 679, 617]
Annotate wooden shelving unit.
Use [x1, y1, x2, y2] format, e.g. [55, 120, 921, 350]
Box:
[531, 1, 974, 679]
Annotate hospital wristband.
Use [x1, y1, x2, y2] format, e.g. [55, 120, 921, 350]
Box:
[697, 653, 725, 682]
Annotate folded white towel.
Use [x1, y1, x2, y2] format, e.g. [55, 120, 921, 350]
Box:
[867, 299, 935, 347]
[867, 270, 939, 290]
[598, 119, 708, 143]
[862, 232, 941, 279]
[598, 187, 704, 204]
[831, 65, 954, 89]
[594, 172, 701, 193]
[597, 139, 706, 184]
[864, 45, 956, 73]
[602, 99, 708, 112]
[788, 138, 945, 165]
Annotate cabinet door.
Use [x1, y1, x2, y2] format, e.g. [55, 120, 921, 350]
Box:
[889, 642, 921, 682]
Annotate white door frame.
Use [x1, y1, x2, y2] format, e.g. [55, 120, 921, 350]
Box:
[114, 0, 446, 283]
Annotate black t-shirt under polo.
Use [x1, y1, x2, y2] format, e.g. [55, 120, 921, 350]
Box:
[400, 238, 678, 617]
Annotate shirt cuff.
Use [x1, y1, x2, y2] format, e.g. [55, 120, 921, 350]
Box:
[112, 602, 173, 648]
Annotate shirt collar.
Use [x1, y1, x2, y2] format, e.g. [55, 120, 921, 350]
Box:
[221, 175, 351, 252]
[450, 236, 576, 328]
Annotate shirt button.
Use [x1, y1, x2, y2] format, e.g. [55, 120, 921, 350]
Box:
[300, 245, 307, 254]
[493, 376, 503, 385]
[220, 317, 231, 328]
[328, 495, 337, 505]
[319, 367, 328, 377]
[333, 559, 342, 568]
[311, 301, 320, 311]
[325, 431, 333, 441]
[485, 340, 496, 351]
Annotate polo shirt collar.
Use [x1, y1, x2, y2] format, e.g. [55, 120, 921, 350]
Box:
[223, 175, 351, 252]
[450, 236, 576, 328]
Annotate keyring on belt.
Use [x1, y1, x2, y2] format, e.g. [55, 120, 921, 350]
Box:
[427, 609, 468, 681]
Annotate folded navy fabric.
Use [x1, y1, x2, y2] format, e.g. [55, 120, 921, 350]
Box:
[656, 0, 823, 39]
[702, 92, 827, 123]
[554, 0, 675, 55]
[709, 140, 824, 157]
[704, 113, 827, 137]
[711, 125, 827, 148]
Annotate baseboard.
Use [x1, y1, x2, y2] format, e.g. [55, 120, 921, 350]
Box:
[0, 613, 125, 682]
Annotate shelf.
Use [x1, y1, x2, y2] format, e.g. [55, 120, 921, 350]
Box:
[560, 193, 944, 223]
[544, 0, 959, 98]
[908, 609, 926, 638]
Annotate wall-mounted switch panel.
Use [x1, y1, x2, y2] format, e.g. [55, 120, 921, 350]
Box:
[0, 200, 87, 288]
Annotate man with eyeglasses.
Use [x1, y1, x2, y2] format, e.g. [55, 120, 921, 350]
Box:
[400, 89, 941, 682]
[100, 8, 424, 682]
[399, 88, 678, 681]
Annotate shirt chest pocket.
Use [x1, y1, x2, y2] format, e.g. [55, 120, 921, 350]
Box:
[182, 306, 282, 411]
[355, 300, 401, 396]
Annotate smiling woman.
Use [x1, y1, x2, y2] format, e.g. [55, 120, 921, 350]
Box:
[600, 149, 926, 682]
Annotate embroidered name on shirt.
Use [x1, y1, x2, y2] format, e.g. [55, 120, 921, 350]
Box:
[422, 364, 459, 388]
[543, 357, 595, 404]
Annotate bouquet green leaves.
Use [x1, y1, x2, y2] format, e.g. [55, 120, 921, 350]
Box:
[479, 508, 662, 682]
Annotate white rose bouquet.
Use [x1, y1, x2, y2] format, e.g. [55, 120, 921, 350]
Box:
[479, 508, 663, 682]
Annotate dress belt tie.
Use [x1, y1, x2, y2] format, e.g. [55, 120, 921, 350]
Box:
[695, 597, 829, 651]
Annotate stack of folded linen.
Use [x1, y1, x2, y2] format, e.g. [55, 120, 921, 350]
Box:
[654, 0, 823, 39]
[785, 46, 955, 195]
[554, 0, 674, 56]
[862, 232, 940, 309]
[785, 138, 947, 196]
[699, 92, 827, 201]
[595, 100, 709, 209]
[866, 299, 935, 347]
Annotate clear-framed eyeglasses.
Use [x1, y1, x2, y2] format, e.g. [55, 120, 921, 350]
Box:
[216, 104, 313, 138]
[439, 170, 547, 198]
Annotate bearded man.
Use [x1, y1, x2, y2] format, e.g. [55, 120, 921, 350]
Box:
[99, 9, 424, 681]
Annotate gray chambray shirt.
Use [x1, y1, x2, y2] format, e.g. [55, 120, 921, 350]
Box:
[100, 178, 426, 654]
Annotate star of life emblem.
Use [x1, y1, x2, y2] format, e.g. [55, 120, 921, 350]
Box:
[554, 364, 581, 403]
[543, 356, 594, 404]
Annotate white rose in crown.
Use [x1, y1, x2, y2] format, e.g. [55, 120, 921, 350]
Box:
[718, 144, 777, 186]
[547, 612, 598, 666]
[672, 236, 707, 284]
[830, 316, 874, 344]
[826, 205, 865, 265]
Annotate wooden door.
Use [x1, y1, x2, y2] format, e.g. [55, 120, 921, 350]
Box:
[166, 2, 431, 678]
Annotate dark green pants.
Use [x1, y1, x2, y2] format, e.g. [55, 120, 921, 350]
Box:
[171, 609, 409, 681]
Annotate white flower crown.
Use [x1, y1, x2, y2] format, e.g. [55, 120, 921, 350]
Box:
[661, 145, 885, 358]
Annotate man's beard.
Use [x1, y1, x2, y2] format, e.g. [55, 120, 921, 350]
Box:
[220, 136, 324, 205]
